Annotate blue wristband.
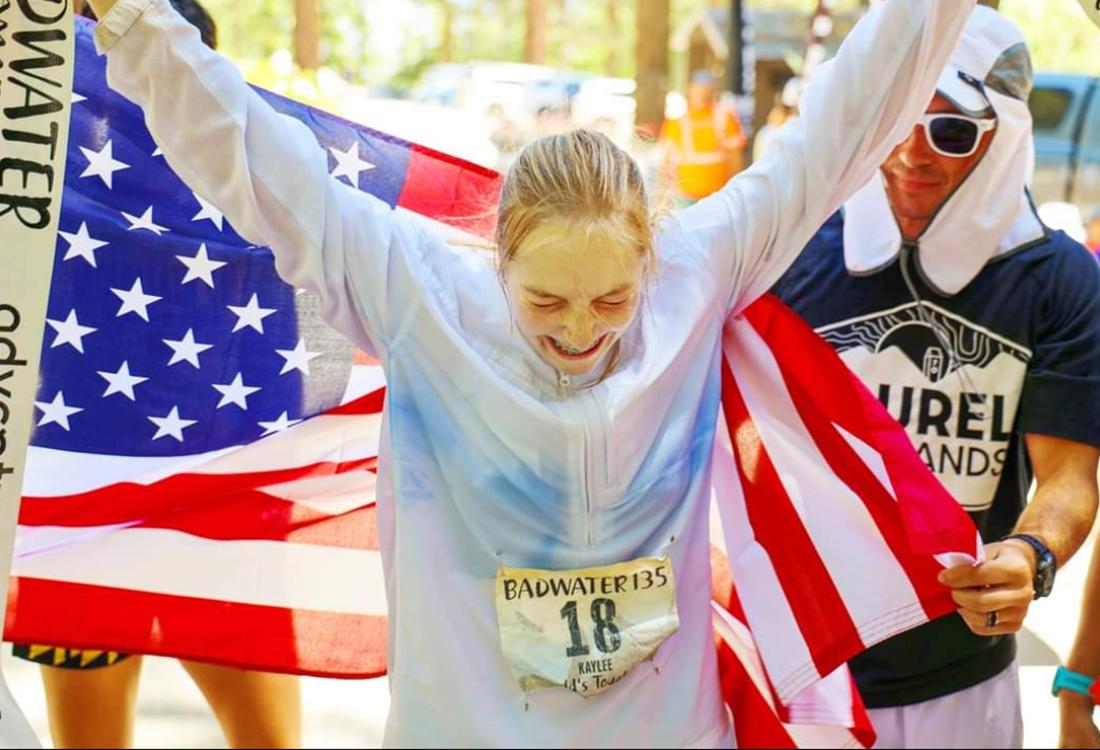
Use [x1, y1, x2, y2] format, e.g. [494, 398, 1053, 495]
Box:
[1053, 665, 1096, 700]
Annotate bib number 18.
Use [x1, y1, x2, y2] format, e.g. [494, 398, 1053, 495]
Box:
[560, 598, 622, 657]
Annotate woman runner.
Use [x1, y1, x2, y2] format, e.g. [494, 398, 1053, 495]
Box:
[82, 0, 975, 744]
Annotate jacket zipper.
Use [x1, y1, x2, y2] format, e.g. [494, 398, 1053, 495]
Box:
[560, 371, 599, 547]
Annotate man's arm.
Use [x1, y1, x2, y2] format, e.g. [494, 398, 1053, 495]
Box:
[940, 434, 1099, 635]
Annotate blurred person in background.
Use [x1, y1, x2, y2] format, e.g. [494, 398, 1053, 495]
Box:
[772, 8, 1100, 747]
[1085, 206, 1100, 255]
[752, 77, 802, 163]
[12, 5, 302, 748]
[658, 70, 747, 204]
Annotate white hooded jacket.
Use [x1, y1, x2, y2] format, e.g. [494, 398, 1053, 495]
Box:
[93, 0, 974, 745]
[844, 5, 1047, 296]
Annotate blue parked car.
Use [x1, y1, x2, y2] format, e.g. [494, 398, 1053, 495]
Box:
[1030, 72, 1100, 214]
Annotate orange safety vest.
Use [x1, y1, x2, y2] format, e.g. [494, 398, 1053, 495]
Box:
[662, 105, 746, 201]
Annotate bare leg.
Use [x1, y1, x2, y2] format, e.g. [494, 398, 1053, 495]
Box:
[180, 661, 301, 749]
[40, 654, 144, 749]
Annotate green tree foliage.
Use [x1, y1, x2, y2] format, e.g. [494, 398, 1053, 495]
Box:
[999, 0, 1097, 74]
[204, 0, 374, 82]
[197, 0, 1097, 94]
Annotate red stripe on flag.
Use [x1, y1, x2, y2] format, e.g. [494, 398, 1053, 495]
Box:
[328, 386, 385, 416]
[19, 460, 379, 549]
[4, 578, 387, 678]
[848, 671, 875, 749]
[720, 359, 864, 678]
[717, 639, 798, 749]
[397, 145, 501, 239]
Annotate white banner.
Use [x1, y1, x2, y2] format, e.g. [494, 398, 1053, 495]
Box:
[0, 0, 75, 744]
[1077, 0, 1100, 28]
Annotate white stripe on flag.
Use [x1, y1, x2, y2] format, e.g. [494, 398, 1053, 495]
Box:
[834, 424, 898, 502]
[728, 320, 923, 646]
[24, 412, 384, 497]
[711, 604, 776, 710]
[341, 364, 386, 403]
[787, 724, 862, 750]
[24, 445, 237, 497]
[258, 468, 377, 515]
[710, 398, 817, 697]
[13, 525, 387, 615]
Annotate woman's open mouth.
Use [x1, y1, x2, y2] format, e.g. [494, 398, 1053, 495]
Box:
[545, 334, 607, 361]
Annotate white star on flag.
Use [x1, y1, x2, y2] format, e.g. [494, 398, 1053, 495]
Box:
[59, 222, 108, 267]
[177, 243, 227, 288]
[328, 141, 374, 185]
[111, 278, 162, 321]
[149, 406, 197, 442]
[152, 146, 163, 157]
[34, 391, 83, 431]
[275, 338, 322, 375]
[258, 411, 302, 437]
[122, 206, 169, 235]
[227, 293, 276, 334]
[71, 92, 87, 104]
[191, 193, 225, 231]
[97, 361, 149, 401]
[212, 373, 261, 410]
[163, 329, 214, 369]
[78, 139, 129, 188]
[46, 310, 96, 353]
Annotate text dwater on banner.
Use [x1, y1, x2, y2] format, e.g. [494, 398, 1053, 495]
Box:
[0, 0, 76, 744]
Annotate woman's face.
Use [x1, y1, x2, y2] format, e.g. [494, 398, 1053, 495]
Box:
[503, 219, 645, 377]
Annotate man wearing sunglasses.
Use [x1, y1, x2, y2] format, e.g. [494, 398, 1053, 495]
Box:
[772, 6, 1100, 748]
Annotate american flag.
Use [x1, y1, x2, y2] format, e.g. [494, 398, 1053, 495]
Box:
[4, 18, 495, 679]
[3, 16, 981, 748]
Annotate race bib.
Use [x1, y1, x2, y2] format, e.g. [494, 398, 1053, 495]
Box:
[494, 556, 679, 698]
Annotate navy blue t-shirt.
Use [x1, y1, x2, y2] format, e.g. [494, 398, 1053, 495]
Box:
[772, 213, 1100, 708]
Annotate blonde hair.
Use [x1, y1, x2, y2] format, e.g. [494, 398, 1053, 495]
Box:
[495, 130, 657, 279]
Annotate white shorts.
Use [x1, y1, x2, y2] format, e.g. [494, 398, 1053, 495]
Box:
[867, 660, 1023, 749]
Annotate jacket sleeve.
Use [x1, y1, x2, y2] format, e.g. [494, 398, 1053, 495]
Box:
[94, 0, 443, 359]
[675, 0, 977, 315]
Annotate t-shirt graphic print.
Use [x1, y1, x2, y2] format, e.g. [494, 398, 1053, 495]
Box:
[817, 301, 1031, 512]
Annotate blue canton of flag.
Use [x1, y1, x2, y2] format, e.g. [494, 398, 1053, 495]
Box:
[30, 19, 423, 458]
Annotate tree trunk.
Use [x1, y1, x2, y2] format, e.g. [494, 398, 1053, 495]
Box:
[605, 0, 619, 75]
[525, 0, 549, 64]
[294, 0, 321, 71]
[440, 1, 454, 63]
[978, 0, 1000, 7]
[634, 0, 670, 138]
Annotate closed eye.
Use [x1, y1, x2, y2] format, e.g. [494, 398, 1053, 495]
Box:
[529, 299, 564, 309]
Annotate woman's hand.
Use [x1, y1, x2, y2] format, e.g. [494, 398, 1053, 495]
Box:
[1061, 692, 1100, 749]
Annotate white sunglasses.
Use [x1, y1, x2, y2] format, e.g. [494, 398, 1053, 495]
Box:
[916, 113, 997, 158]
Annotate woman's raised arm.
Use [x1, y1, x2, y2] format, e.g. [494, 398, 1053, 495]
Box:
[677, 0, 976, 314]
[88, 0, 437, 359]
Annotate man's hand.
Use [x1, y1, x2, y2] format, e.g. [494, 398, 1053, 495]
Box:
[938, 539, 1037, 636]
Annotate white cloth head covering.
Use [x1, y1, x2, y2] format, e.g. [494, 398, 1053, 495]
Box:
[842, 5, 1046, 295]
